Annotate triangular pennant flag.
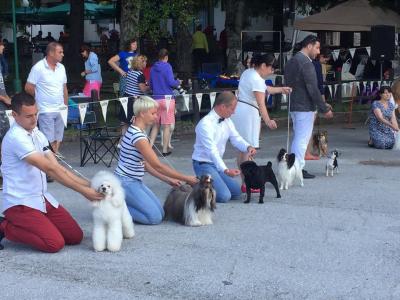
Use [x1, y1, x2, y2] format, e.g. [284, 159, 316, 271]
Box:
[235, 90, 239, 97]
[78, 103, 88, 125]
[281, 94, 287, 103]
[59, 105, 68, 128]
[226, 49, 229, 56]
[332, 49, 340, 61]
[286, 53, 292, 61]
[274, 53, 280, 60]
[195, 93, 203, 109]
[349, 48, 356, 58]
[183, 94, 190, 111]
[327, 85, 332, 97]
[100, 100, 109, 122]
[119, 97, 128, 117]
[248, 51, 253, 58]
[5, 110, 14, 127]
[210, 92, 217, 108]
[376, 81, 381, 89]
[366, 46, 371, 56]
[334, 84, 339, 96]
[236, 50, 241, 60]
[363, 81, 368, 91]
[165, 95, 172, 114]
[356, 81, 360, 92]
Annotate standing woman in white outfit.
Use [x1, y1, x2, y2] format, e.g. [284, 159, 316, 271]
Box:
[231, 54, 292, 171]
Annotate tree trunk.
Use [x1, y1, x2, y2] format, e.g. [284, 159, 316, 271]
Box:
[175, 21, 192, 80]
[225, 0, 245, 73]
[120, 0, 140, 49]
[66, 0, 84, 76]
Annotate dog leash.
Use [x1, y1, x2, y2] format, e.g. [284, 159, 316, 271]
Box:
[286, 92, 291, 152]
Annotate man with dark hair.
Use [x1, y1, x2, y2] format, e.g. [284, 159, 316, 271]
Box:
[0, 92, 103, 252]
[25, 42, 68, 159]
[192, 91, 257, 203]
[284, 35, 333, 178]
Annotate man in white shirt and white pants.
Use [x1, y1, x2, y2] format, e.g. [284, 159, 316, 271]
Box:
[192, 91, 257, 203]
[25, 42, 68, 156]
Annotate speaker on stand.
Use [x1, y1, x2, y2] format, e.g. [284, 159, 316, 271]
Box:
[371, 25, 395, 81]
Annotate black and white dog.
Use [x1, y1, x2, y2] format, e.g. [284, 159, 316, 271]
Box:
[240, 160, 281, 204]
[164, 175, 216, 226]
[326, 149, 340, 177]
[277, 148, 304, 190]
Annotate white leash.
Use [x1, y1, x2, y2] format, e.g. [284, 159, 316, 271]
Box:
[286, 92, 291, 152]
[55, 154, 90, 181]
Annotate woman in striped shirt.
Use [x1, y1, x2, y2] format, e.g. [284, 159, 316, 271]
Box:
[119, 55, 150, 139]
[115, 96, 198, 225]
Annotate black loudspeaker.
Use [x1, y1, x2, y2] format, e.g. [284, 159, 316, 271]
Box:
[371, 25, 395, 60]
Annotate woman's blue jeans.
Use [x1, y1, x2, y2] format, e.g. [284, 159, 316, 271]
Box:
[192, 160, 241, 203]
[117, 175, 164, 225]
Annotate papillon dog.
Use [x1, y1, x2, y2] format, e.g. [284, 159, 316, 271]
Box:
[277, 148, 304, 190]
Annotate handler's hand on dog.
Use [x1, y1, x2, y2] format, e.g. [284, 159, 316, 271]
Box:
[324, 110, 333, 119]
[247, 146, 257, 157]
[83, 187, 104, 202]
[224, 169, 241, 177]
[186, 176, 199, 186]
[168, 178, 182, 187]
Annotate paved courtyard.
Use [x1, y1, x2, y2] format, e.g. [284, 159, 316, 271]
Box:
[1, 123, 400, 299]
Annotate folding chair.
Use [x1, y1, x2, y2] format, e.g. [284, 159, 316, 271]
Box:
[79, 111, 120, 167]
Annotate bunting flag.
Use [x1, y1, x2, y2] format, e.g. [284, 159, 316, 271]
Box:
[78, 103, 88, 125]
[286, 53, 292, 61]
[59, 105, 68, 128]
[210, 92, 217, 108]
[165, 95, 172, 114]
[332, 49, 340, 61]
[5, 110, 15, 127]
[363, 81, 368, 92]
[235, 90, 239, 97]
[248, 51, 253, 58]
[183, 94, 190, 111]
[334, 84, 339, 96]
[119, 97, 128, 117]
[355, 81, 360, 92]
[327, 85, 332, 97]
[366, 46, 371, 56]
[236, 50, 241, 59]
[195, 93, 203, 109]
[281, 94, 287, 104]
[100, 100, 109, 122]
[274, 53, 280, 60]
[376, 81, 381, 89]
[349, 48, 356, 58]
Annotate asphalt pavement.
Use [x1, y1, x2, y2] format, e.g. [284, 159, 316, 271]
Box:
[1, 123, 400, 299]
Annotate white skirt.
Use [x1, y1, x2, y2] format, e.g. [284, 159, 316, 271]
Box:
[231, 101, 261, 148]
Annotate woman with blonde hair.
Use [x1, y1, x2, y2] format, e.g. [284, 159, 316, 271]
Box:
[115, 96, 197, 225]
[118, 55, 150, 138]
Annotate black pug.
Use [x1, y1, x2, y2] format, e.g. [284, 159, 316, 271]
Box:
[240, 160, 281, 204]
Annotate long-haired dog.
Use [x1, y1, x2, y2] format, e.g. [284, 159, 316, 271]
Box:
[240, 160, 281, 204]
[326, 149, 340, 177]
[313, 130, 329, 157]
[164, 175, 216, 226]
[91, 171, 135, 252]
[277, 148, 304, 190]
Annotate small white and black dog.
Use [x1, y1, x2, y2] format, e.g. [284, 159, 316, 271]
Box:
[326, 149, 340, 177]
[91, 171, 135, 252]
[164, 175, 216, 226]
[277, 148, 304, 190]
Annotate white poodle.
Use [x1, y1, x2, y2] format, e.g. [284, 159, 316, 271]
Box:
[91, 171, 135, 252]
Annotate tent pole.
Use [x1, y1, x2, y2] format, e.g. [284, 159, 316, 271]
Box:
[12, 0, 22, 93]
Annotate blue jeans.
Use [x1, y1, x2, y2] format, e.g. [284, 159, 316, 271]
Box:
[117, 175, 164, 225]
[192, 160, 241, 203]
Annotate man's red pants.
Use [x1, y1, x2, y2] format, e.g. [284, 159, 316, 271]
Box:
[0, 200, 83, 253]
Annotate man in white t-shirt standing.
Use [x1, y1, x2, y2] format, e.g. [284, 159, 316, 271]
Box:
[25, 42, 68, 156]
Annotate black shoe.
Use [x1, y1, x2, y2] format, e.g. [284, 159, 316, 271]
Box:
[161, 152, 172, 157]
[0, 216, 5, 250]
[302, 170, 315, 179]
[46, 175, 54, 183]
